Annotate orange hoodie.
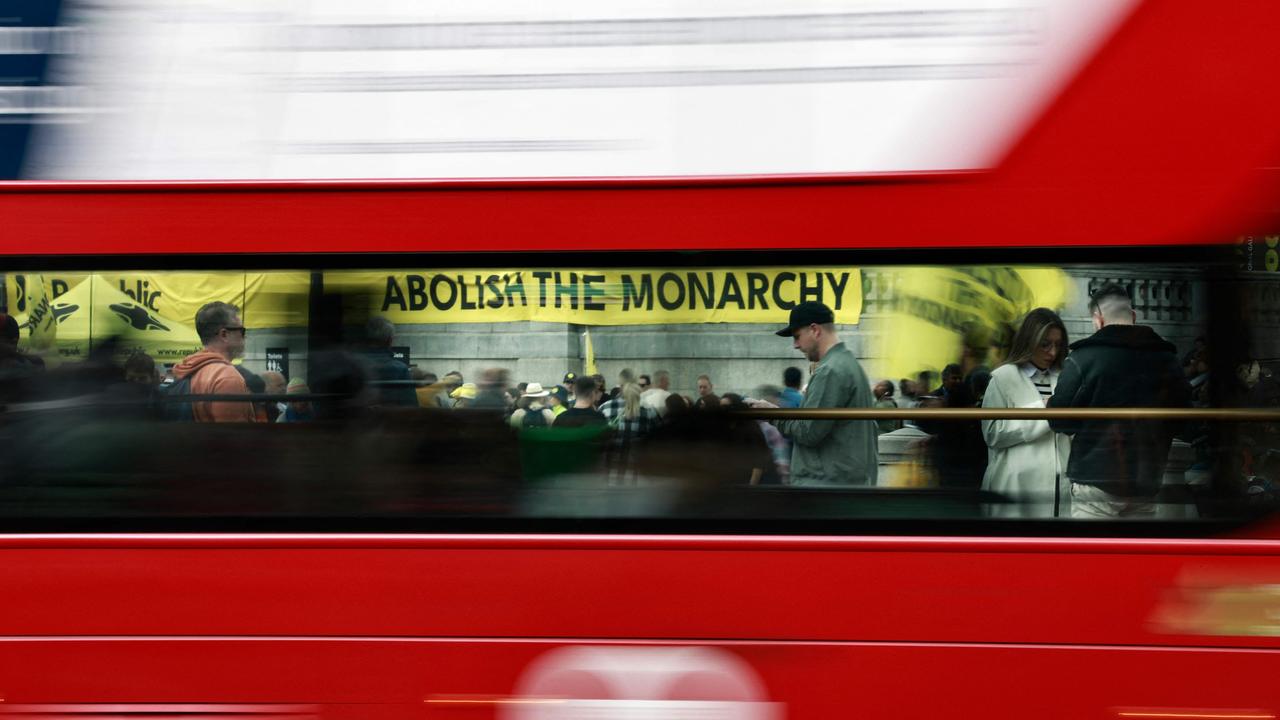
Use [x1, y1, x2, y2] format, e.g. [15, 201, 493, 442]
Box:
[173, 349, 259, 423]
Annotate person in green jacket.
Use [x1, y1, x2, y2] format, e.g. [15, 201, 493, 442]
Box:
[773, 302, 879, 486]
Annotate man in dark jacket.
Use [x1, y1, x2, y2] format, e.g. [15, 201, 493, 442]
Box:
[1048, 283, 1191, 517]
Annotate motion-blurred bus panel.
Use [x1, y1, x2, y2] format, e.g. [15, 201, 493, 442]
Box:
[2, 0, 1280, 718]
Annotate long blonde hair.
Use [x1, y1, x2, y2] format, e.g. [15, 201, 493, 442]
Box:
[1001, 307, 1068, 370]
[622, 381, 643, 419]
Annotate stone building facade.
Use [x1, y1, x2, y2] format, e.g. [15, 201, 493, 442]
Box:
[246, 266, 1275, 395]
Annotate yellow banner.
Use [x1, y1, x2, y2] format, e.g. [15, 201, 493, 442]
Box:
[20, 273, 56, 350]
[327, 268, 862, 325]
[5, 272, 311, 331]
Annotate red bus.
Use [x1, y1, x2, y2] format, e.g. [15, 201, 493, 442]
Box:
[2, 1, 1280, 718]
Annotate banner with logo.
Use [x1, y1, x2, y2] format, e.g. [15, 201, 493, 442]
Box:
[5, 272, 312, 334]
[33, 275, 204, 360]
[326, 268, 862, 325]
[20, 273, 56, 351]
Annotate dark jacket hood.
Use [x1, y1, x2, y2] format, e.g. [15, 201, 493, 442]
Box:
[1069, 324, 1177, 354]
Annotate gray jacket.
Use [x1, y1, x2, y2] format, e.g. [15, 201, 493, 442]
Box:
[776, 343, 879, 485]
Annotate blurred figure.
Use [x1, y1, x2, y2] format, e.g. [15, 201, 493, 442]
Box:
[753, 384, 782, 407]
[603, 380, 658, 484]
[696, 374, 714, 399]
[1049, 284, 1192, 518]
[278, 377, 314, 422]
[773, 301, 878, 486]
[693, 393, 721, 412]
[780, 367, 804, 408]
[638, 374, 651, 391]
[640, 369, 672, 416]
[450, 382, 477, 408]
[981, 308, 1072, 517]
[0, 312, 44, 400]
[873, 380, 900, 434]
[916, 371, 937, 399]
[555, 375, 607, 427]
[473, 367, 511, 410]
[509, 382, 556, 430]
[124, 350, 159, 386]
[411, 368, 438, 408]
[665, 393, 691, 417]
[968, 366, 992, 405]
[600, 369, 636, 415]
[235, 367, 271, 423]
[362, 317, 417, 407]
[419, 370, 461, 409]
[103, 350, 161, 418]
[898, 378, 921, 408]
[932, 363, 964, 399]
[1183, 336, 1207, 377]
[547, 385, 570, 417]
[917, 364, 986, 489]
[723, 392, 787, 484]
[173, 301, 258, 422]
[591, 374, 609, 407]
[261, 370, 287, 422]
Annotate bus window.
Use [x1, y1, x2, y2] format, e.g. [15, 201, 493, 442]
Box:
[1, 250, 1274, 534]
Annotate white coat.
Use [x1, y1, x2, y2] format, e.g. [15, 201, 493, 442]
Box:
[980, 363, 1072, 517]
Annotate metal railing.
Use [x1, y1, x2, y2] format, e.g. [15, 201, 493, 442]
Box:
[738, 408, 1280, 421]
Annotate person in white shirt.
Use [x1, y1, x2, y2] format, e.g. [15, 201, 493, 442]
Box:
[639, 369, 672, 416]
[981, 308, 1072, 517]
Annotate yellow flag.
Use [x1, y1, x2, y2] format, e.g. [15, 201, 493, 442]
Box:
[583, 329, 598, 376]
[874, 266, 1072, 380]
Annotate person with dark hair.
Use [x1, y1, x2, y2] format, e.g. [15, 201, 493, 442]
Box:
[665, 393, 690, 416]
[693, 393, 721, 412]
[967, 367, 992, 404]
[101, 350, 162, 418]
[722, 392, 788, 484]
[898, 378, 920, 409]
[917, 363, 985, 489]
[980, 308, 1072, 516]
[124, 351, 158, 386]
[773, 301, 878, 485]
[546, 385, 570, 418]
[591, 374, 609, 407]
[1048, 283, 1192, 518]
[931, 363, 964, 398]
[260, 370, 287, 422]
[873, 380, 900, 434]
[555, 375, 608, 428]
[362, 316, 417, 407]
[780, 367, 804, 408]
[173, 301, 259, 422]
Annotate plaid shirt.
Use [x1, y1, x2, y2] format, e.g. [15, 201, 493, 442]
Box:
[599, 398, 658, 483]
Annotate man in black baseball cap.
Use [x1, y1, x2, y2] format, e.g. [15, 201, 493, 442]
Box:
[772, 300, 878, 485]
[776, 300, 835, 338]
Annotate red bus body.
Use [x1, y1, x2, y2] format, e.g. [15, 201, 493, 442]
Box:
[2, 1, 1280, 718]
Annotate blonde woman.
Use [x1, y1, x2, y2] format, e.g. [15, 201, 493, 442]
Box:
[982, 308, 1072, 517]
[601, 381, 657, 484]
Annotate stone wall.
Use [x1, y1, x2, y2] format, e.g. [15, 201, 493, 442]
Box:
[240, 266, 1224, 394]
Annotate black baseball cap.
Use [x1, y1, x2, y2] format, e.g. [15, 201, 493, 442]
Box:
[775, 301, 835, 336]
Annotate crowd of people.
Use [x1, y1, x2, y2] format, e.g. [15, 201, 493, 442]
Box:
[3, 286, 1278, 518]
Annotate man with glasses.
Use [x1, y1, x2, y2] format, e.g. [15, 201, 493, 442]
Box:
[173, 301, 259, 422]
